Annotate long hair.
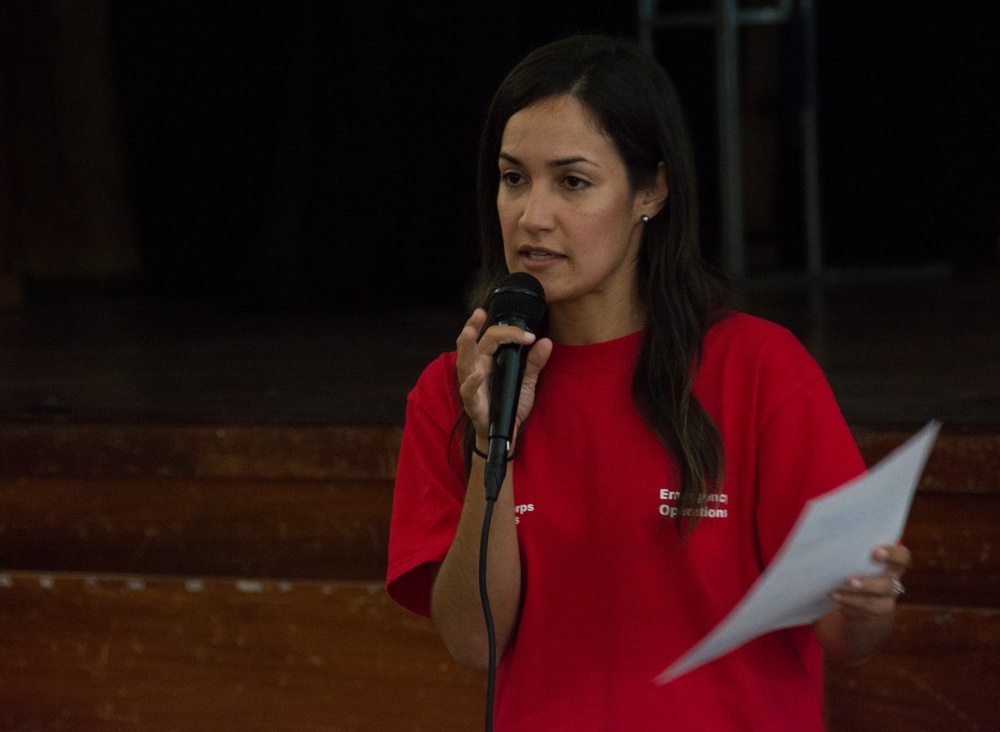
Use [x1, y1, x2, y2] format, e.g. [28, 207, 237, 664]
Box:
[464, 34, 735, 532]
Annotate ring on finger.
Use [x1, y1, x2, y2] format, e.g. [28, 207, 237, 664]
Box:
[890, 578, 906, 596]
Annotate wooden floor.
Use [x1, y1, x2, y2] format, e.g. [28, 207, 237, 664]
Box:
[1, 266, 998, 428]
[1, 266, 998, 730]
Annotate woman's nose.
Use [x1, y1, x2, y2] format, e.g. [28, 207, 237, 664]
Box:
[519, 185, 556, 231]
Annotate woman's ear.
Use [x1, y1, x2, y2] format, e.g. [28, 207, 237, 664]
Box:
[639, 163, 669, 219]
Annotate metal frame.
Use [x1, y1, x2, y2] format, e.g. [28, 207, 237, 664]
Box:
[638, 0, 822, 279]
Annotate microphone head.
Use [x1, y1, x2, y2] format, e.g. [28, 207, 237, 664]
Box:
[487, 272, 547, 333]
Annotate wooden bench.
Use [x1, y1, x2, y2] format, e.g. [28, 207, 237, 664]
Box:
[1, 423, 997, 729]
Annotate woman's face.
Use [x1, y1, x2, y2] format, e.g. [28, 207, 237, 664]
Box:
[497, 94, 661, 323]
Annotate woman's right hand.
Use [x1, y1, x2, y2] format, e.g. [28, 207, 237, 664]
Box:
[437, 308, 549, 670]
[455, 308, 553, 446]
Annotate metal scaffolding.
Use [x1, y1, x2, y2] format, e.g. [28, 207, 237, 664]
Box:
[638, 0, 822, 280]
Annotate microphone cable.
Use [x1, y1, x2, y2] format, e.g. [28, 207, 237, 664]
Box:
[477, 272, 546, 731]
[479, 491, 499, 732]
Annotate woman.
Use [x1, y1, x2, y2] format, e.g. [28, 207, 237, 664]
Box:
[387, 34, 908, 730]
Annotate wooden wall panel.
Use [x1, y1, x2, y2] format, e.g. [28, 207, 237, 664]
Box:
[2, 480, 997, 605]
[0, 422, 997, 730]
[0, 572, 486, 732]
[855, 430, 1000, 494]
[2, 573, 996, 731]
[825, 605, 1000, 731]
[0, 424, 403, 481]
[4, 424, 996, 490]
[0, 477, 393, 580]
[900, 493, 1000, 608]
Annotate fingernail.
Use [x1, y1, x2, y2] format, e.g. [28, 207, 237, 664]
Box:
[850, 578, 863, 589]
[874, 547, 889, 560]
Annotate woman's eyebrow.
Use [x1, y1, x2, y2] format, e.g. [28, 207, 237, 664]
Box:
[498, 152, 598, 168]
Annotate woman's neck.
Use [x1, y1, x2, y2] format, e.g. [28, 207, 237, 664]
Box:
[547, 294, 645, 345]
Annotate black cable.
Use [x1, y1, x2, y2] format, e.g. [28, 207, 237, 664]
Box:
[479, 494, 498, 732]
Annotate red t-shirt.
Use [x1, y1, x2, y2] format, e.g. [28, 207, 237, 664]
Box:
[387, 313, 865, 730]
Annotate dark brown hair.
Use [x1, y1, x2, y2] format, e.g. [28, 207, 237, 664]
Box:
[465, 34, 735, 531]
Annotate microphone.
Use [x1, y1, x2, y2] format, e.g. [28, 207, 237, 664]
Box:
[484, 272, 546, 500]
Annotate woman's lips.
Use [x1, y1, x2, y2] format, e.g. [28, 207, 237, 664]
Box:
[518, 247, 565, 262]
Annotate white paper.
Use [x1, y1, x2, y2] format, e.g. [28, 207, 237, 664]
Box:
[655, 420, 941, 685]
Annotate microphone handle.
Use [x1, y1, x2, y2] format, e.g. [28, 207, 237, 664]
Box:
[484, 342, 528, 500]
[488, 342, 527, 443]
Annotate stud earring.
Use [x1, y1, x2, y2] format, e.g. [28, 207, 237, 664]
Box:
[641, 215, 650, 224]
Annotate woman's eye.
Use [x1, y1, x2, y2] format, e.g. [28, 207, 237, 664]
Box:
[564, 175, 589, 190]
[500, 171, 524, 186]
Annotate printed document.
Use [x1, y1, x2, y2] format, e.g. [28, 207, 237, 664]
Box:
[656, 420, 941, 684]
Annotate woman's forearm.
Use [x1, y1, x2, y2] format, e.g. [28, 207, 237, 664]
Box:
[431, 452, 523, 672]
[814, 606, 895, 666]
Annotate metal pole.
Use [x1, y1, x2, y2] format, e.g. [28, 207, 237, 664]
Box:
[716, 0, 745, 279]
[637, 0, 657, 52]
[800, 0, 823, 275]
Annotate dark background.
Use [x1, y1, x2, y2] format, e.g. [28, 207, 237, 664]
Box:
[2, 0, 998, 311]
[105, 1, 637, 309]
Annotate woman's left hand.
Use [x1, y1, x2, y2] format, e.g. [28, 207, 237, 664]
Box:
[829, 544, 911, 620]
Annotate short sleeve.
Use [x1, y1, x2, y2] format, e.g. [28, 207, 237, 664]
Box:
[686, 314, 868, 574]
[752, 333, 866, 566]
[386, 353, 467, 617]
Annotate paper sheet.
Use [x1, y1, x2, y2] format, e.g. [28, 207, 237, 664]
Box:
[655, 420, 941, 685]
